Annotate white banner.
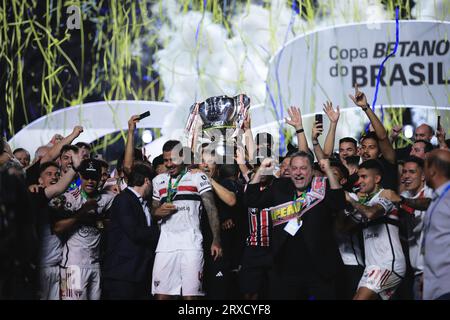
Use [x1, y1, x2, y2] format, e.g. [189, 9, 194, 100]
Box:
[265, 20, 450, 115]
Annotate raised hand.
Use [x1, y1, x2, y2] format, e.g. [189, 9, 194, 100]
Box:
[285, 106, 303, 130]
[323, 101, 340, 123]
[72, 126, 84, 137]
[128, 115, 140, 131]
[319, 158, 331, 172]
[69, 149, 83, 170]
[390, 125, 403, 141]
[349, 83, 368, 108]
[312, 121, 323, 141]
[234, 145, 246, 165]
[436, 126, 446, 144]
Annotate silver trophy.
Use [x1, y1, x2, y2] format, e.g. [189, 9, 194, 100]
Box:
[185, 94, 250, 155]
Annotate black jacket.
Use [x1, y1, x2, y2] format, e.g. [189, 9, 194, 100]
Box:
[245, 177, 346, 280]
[102, 188, 159, 283]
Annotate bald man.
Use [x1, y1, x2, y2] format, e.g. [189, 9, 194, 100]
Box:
[414, 124, 434, 142]
[422, 149, 450, 300]
[395, 124, 435, 161]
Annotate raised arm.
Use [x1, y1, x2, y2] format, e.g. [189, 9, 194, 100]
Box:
[345, 192, 386, 220]
[41, 126, 84, 163]
[53, 199, 98, 236]
[44, 150, 82, 199]
[322, 101, 340, 158]
[123, 115, 140, 176]
[311, 121, 326, 161]
[210, 179, 237, 206]
[200, 191, 223, 261]
[242, 113, 257, 161]
[286, 106, 309, 152]
[349, 84, 396, 164]
[320, 159, 341, 190]
[233, 145, 250, 182]
[436, 125, 448, 150]
[381, 189, 432, 211]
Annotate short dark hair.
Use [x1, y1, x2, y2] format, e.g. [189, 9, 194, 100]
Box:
[98, 159, 109, 170]
[339, 137, 357, 149]
[39, 161, 59, 175]
[152, 154, 164, 168]
[127, 163, 155, 187]
[404, 156, 424, 169]
[359, 159, 384, 177]
[13, 148, 30, 157]
[345, 155, 360, 167]
[360, 131, 379, 143]
[330, 160, 349, 180]
[414, 140, 434, 153]
[162, 140, 182, 153]
[290, 151, 314, 167]
[75, 142, 91, 150]
[60, 144, 79, 156]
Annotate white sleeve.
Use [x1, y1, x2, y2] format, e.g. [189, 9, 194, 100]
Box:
[99, 193, 116, 212]
[152, 176, 161, 201]
[377, 197, 394, 215]
[195, 173, 212, 195]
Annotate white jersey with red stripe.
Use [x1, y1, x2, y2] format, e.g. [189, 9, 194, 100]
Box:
[401, 185, 433, 275]
[360, 189, 406, 273]
[152, 170, 212, 252]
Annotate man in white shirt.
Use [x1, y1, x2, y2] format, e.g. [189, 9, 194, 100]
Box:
[345, 159, 406, 300]
[151, 140, 222, 300]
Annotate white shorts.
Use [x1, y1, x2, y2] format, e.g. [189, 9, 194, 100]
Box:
[39, 266, 60, 300]
[152, 250, 204, 296]
[60, 265, 101, 300]
[358, 265, 403, 300]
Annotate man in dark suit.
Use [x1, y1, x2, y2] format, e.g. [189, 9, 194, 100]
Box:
[245, 152, 346, 299]
[102, 163, 159, 299]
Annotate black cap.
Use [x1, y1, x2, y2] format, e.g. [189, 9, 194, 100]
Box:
[78, 159, 102, 180]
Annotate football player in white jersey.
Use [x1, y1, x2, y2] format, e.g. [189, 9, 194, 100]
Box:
[382, 156, 433, 299]
[151, 140, 222, 300]
[52, 159, 116, 300]
[345, 159, 406, 300]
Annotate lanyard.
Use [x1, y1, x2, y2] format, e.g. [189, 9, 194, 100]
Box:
[294, 188, 309, 223]
[422, 184, 450, 254]
[358, 187, 380, 205]
[167, 169, 187, 203]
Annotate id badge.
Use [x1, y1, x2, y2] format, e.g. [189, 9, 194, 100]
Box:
[284, 218, 303, 236]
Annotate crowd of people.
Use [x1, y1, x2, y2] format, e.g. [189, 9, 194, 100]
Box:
[1, 85, 449, 300]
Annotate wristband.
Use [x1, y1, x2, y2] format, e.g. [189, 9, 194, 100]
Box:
[362, 104, 369, 111]
[296, 128, 304, 134]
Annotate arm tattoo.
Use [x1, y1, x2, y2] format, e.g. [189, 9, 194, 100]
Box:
[404, 197, 431, 211]
[151, 199, 160, 215]
[201, 191, 221, 245]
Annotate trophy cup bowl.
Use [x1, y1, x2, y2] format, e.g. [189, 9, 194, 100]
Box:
[185, 94, 250, 160]
[199, 94, 250, 155]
